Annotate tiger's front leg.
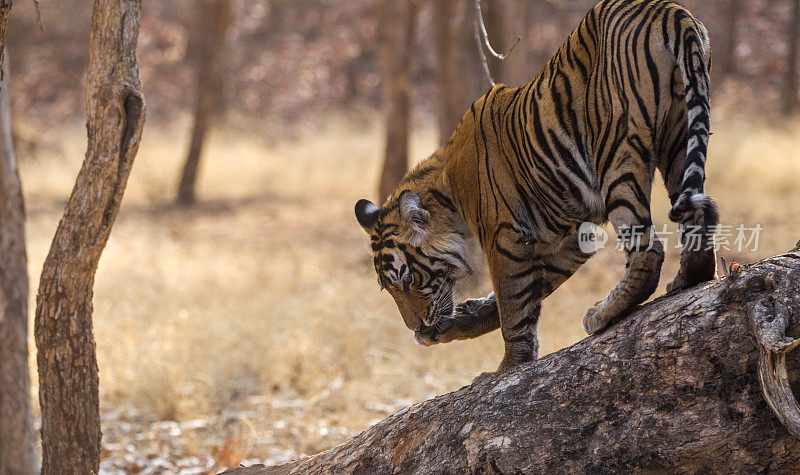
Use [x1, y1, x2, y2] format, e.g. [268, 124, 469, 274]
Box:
[469, 282, 543, 383]
[414, 293, 500, 345]
[493, 263, 545, 372]
[487, 249, 552, 372]
[496, 296, 542, 372]
[485, 233, 590, 373]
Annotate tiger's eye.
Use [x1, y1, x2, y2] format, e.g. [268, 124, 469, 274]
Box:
[402, 273, 413, 291]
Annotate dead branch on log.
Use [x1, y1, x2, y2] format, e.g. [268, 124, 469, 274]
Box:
[227, 244, 800, 473]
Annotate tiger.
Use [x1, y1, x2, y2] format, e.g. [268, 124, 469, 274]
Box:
[355, 0, 718, 375]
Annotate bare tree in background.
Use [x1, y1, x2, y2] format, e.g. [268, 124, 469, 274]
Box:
[435, 0, 530, 145]
[0, 5, 36, 474]
[377, 0, 419, 201]
[506, 0, 535, 86]
[34, 0, 145, 472]
[176, 0, 233, 206]
[434, 0, 488, 145]
[718, 0, 743, 78]
[459, 1, 487, 96]
[0, 46, 37, 475]
[784, 0, 800, 115]
[433, 0, 462, 144]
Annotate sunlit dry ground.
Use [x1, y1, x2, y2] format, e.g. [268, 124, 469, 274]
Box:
[21, 113, 800, 472]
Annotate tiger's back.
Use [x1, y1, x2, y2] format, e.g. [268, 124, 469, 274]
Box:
[448, 0, 712, 246]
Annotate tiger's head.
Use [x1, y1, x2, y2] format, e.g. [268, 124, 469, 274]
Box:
[355, 189, 472, 345]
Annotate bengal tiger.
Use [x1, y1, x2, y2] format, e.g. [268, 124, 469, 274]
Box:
[355, 0, 718, 374]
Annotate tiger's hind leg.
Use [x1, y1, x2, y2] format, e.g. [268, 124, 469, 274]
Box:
[584, 151, 665, 335]
[658, 93, 718, 294]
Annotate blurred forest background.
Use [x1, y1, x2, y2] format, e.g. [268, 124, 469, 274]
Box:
[7, 0, 800, 472]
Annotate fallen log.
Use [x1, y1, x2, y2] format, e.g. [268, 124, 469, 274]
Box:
[228, 244, 800, 473]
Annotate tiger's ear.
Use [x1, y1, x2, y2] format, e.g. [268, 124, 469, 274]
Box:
[355, 199, 380, 232]
[399, 190, 430, 246]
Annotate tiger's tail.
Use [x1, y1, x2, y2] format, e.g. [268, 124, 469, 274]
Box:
[667, 15, 719, 230]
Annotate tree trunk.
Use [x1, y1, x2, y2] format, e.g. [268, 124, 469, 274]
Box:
[784, 0, 800, 115]
[0, 1, 8, 70]
[33, 1, 145, 473]
[496, 0, 533, 87]
[226, 245, 800, 473]
[377, 0, 418, 202]
[718, 0, 742, 79]
[434, 0, 530, 143]
[504, 0, 535, 87]
[176, 0, 232, 206]
[0, 47, 37, 475]
[433, 0, 463, 145]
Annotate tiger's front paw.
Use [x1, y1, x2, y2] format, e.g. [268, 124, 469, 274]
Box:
[413, 318, 455, 346]
[413, 330, 439, 346]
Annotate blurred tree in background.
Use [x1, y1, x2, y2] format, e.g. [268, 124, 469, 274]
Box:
[434, 0, 486, 144]
[377, 0, 419, 202]
[0, 3, 36, 474]
[718, 0, 743, 79]
[0, 46, 37, 475]
[784, 0, 800, 114]
[433, 0, 463, 144]
[176, 0, 233, 206]
[483, 0, 507, 82]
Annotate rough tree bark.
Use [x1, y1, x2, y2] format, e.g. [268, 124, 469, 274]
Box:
[34, 1, 145, 473]
[176, 0, 232, 206]
[0, 47, 37, 475]
[377, 0, 418, 201]
[784, 0, 800, 115]
[227, 245, 800, 473]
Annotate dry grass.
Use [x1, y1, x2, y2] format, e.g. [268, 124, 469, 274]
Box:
[21, 113, 800, 466]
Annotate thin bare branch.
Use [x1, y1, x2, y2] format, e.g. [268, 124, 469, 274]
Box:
[474, 16, 495, 87]
[474, 0, 521, 61]
[473, 0, 522, 86]
[33, 0, 43, 31]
